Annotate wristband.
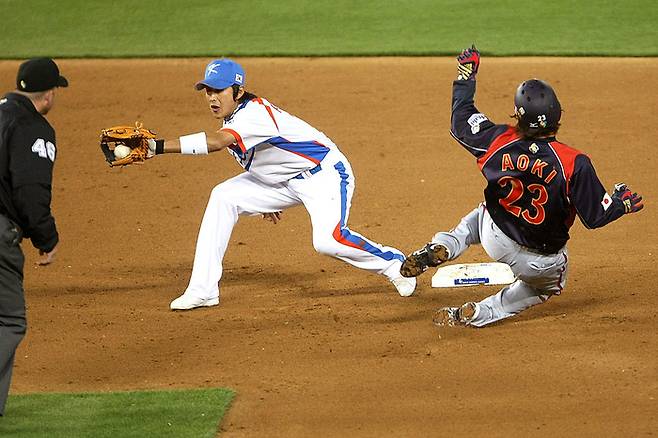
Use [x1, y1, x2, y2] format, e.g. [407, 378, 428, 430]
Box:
[179, 132, 208, 155]
[155, 139, 165, 155]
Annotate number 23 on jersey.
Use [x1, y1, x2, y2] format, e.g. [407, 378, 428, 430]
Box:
[498, 176, 549, 225]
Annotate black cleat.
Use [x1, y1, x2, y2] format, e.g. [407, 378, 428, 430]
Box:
[432, 302, 477, 327]
[400, 243, 449, 277]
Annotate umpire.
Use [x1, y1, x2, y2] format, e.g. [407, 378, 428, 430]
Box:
[0, 58, 67, 416]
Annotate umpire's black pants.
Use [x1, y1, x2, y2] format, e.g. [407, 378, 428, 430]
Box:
[0, 215, 25, 416]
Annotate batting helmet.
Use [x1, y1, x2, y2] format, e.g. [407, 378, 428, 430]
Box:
[514, 79, 562, 136]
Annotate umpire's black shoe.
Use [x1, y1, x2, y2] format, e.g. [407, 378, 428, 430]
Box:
[400, 243, 449, 277]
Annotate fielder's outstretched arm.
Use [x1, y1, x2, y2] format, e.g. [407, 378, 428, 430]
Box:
[151, 130, 237, 155]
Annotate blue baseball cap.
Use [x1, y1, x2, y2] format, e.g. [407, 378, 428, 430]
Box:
[195, 59, 245, 91]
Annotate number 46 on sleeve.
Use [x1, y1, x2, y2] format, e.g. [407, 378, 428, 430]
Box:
[31, 138, 56, 162]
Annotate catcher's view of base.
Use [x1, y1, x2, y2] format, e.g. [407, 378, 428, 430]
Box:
[431, 262, 515, 288]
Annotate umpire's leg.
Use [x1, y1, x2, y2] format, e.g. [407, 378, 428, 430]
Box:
[0, 230, 26, 416]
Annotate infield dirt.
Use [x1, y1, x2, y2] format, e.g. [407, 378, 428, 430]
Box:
[1, 57, 656, 437]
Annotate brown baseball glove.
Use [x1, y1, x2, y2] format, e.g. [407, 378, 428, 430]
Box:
[100, 122, 157, 167]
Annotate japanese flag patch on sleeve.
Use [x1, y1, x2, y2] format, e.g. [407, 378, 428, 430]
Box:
[601, 192, 613, 211]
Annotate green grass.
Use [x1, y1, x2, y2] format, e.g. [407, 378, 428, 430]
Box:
[0, 388, 234, 438]
[0, 0, 656, 58]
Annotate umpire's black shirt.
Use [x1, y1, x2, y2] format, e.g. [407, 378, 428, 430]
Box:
[0, 92, 58, 252]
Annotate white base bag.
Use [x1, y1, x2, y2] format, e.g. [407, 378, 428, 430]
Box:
[431, 262, 515, 288]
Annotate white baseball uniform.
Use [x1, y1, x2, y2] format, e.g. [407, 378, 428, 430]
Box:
[182, 97, 408, 301]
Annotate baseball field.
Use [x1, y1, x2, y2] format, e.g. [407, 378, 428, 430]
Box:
[0, 1, 657, 437]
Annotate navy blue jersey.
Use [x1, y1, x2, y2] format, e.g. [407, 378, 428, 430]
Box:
[450, 80, 625, 253]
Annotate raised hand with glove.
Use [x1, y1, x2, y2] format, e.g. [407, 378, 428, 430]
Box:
[612, 183, 644, 214]
[457, 44, 480, 81]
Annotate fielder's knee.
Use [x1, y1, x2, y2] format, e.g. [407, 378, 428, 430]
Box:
[209, 183, 241, 208]
[312, 236, 342, 257]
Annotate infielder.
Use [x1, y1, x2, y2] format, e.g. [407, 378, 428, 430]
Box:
[400, 46, 644, 327]
[147, 59, 415, 310]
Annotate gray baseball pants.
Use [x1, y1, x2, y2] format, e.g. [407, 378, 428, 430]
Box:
[0, 216, 26, 416]
[431, 203, 568, 327]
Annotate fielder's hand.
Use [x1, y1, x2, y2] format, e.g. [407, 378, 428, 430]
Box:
[99, 122, 159, 167]
[612, 183, 644, 214]
[147, 138, 157, 158]
[262, 211, 283, 224]
[457, 44, 480, 81]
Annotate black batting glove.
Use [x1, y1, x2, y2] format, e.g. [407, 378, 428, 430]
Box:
[612, 183, 644, 214]
[457, 44, 480, 81]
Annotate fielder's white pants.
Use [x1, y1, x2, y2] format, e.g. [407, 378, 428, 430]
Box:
[432, 203, 569, 327]
[184, 150, 405, 300]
